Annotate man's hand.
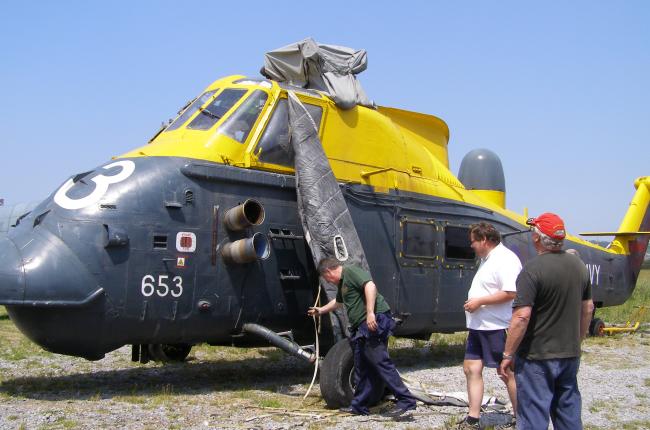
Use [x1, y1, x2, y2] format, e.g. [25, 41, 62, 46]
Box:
[464, 298, 482, 313]
[498, 357, 514, 383]
[366, 311, 377, 332]
[307, 298, 339, 317]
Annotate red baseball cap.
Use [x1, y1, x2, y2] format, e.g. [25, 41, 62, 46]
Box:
[526, 213, 566, 240]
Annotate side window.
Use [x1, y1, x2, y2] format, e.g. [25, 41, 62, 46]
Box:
[444, 226, 475, 260]
[256, 99, 323, 167]
[165, 90, 217, 132]
[187, 88, 248, 131]
[217, 90, 269, 143]
[403, 220, 437, 259]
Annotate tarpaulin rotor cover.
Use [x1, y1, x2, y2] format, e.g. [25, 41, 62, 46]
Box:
[287, 91, 369, 271]
[262, 38, 373, 110]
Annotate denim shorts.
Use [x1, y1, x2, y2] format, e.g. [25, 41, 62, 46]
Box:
[464, 329, 506, 368]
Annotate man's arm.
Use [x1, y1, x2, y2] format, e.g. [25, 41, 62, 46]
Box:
[308, 298, 341, 317]
[498, 305, 531, 380]
[580, 299, 595, 340]
[364, 281, 378, 332]
[464, 291, 516, 313]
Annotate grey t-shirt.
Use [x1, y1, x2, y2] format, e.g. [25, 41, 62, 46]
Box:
[514, 252, 591, 360]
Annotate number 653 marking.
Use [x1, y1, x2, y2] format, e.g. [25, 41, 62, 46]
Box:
[141, 275, 183, 298]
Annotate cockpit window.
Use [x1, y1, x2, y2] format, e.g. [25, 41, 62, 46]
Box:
[256, 99, 323, 167]
[187, 88, 247, 131]
[217, 90, 269, 143]
[165, 90, 217, 132]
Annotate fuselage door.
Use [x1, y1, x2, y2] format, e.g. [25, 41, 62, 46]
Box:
[396, 216, 441, 333]
[438, 223, 478, 332]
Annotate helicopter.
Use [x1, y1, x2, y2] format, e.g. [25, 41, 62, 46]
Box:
[0, 42, 648, 408]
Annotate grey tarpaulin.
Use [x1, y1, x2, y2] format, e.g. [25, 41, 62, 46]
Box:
[287, 91, 368, 271]
[263, 38, 373, 110]
[288, 91, 369, 336]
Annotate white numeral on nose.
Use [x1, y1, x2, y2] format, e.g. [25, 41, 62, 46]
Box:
[141, 274, 183, 298]
[54, 160, 136, 210]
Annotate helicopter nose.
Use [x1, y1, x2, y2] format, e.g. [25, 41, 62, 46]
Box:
[1, 228, 101, 306]
[0, 236, 26, 303]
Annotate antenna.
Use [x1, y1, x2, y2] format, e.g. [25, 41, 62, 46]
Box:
[502, 228, 530, 238]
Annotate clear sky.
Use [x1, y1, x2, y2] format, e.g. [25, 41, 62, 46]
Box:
[1, 1, 648, 235]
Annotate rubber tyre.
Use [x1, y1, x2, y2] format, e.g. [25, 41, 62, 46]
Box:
[589, 318, 605, 337]
[148, 343, 192, 362]
[319, 338, 385, 408]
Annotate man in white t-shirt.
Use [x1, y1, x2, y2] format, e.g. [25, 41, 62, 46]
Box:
[458, 222, 522, 429]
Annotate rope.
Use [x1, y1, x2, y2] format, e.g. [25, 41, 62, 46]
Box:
[302, 283, 322, 400]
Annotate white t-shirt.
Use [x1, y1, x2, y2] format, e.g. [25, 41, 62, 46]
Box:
[465, 242, 522, 330]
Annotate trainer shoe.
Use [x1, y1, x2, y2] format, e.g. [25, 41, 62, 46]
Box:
[456, 416, 480, 429]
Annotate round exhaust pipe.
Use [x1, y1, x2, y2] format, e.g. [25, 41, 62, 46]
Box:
[221, 232, 270, 264]
[223, 199, 265, 231]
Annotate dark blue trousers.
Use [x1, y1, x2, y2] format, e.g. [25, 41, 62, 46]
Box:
[349, 312, 416, 414]
[515, 356, 582, 430]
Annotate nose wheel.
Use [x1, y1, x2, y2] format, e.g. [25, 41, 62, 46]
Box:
[319, 338, 385, 408]
[148, 343, 193, 362]
[132, 343, 193, 363]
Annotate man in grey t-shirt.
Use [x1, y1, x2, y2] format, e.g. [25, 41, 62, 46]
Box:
[498, 213, 593, 430]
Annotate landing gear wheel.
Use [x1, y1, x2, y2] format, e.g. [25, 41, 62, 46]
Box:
[148, 343, 193, 362]
[589, 318, 605, 337]
[319, 338, 385, 409]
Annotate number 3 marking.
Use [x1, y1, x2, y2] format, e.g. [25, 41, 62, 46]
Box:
[54, 160, 136, 210]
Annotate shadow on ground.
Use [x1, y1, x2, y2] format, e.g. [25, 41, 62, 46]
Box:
[0, 340, 466, 402]
[0, 355, 314, 401]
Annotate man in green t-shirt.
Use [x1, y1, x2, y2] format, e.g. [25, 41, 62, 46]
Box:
[308, 258, 416, 416]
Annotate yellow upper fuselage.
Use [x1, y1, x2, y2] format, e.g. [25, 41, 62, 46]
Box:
[119, 75, 610, 253]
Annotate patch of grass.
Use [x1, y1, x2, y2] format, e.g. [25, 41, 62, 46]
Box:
[258, 397, 283, 408]
[589, 399, 608, 413]
[7, 415, 19, 421]
[54, 416, 79, 429]
[148, 383, 176, 407]
[620, 420, 650, 430]
[224, 387, 306, 412]
[258, 348, 285, 362]
[597, 269, 650, 325]
[115, 394, 146, 404]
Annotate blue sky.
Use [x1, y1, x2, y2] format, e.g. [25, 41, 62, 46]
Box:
[1, 1, 648, 234]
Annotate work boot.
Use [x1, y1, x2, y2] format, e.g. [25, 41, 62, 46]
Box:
[381, 404, 416, 418]
[339, 406, 368, 416]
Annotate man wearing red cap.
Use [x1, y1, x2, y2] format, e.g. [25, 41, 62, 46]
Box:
[498, 213, 593, 430]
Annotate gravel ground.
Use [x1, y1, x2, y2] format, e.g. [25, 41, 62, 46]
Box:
[1, 331, 649, 430]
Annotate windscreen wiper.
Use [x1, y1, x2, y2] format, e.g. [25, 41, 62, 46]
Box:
[199, 107, 221, 120]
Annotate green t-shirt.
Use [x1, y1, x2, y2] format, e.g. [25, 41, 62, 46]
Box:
[513, 252, 592, 360]
[335, 265, 390, 329]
